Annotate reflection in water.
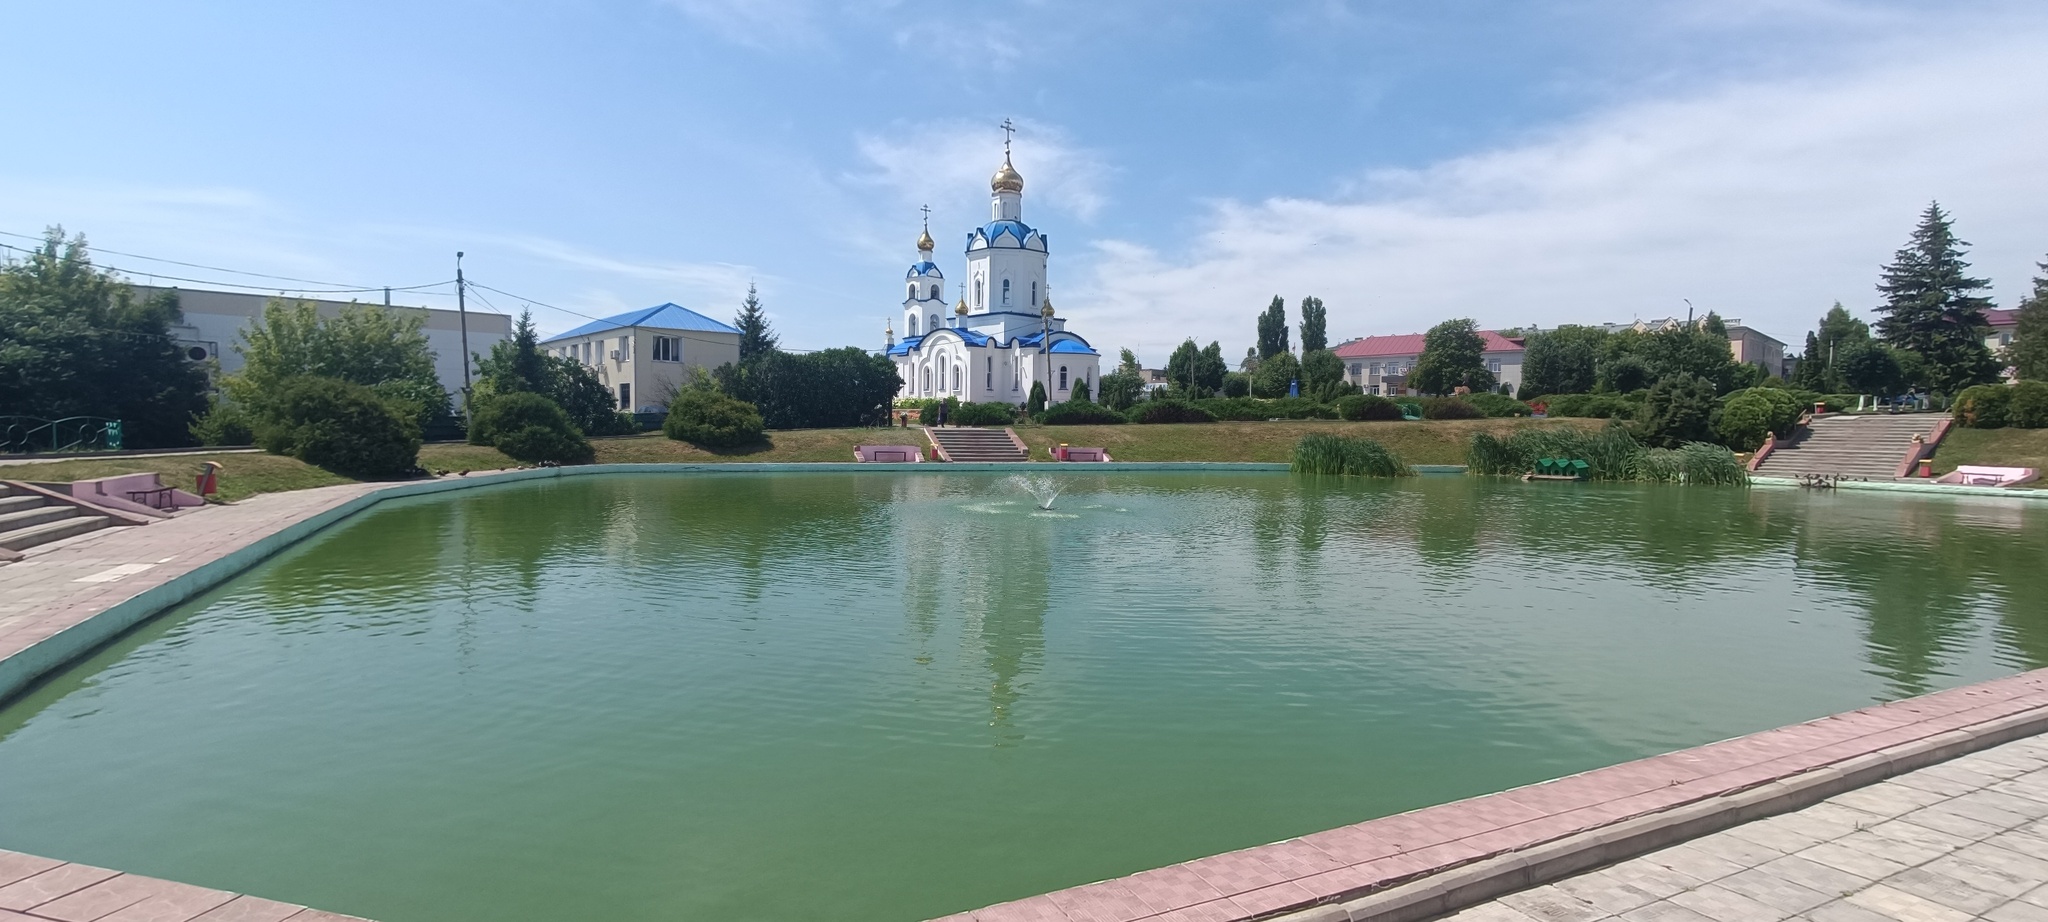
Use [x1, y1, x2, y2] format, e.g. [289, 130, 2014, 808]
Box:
[0, 474, 2042, 922]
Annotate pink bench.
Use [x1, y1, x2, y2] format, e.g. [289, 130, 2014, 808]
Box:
[854, 445, 925, 463]
[1934, 465, 2038, 487]
[1053, 446, 1111, 462]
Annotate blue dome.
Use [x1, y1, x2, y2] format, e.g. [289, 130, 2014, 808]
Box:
[971, 220, 1044, 249]
[904, 261, 943, 279]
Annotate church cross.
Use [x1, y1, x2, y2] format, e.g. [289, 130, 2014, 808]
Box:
[920, 203, 931, 228]
[1000, 118, 1016, 155]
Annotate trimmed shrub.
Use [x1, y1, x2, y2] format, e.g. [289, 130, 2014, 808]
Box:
[917, 397, 956, 426]
[1539, 394, 1634, 419]
[1070, 379, 1092, 403]
[2009, 381, 2048, 429]
[1953, 385, 2012, 428]
[255, 376, 421, 478]
[1290, 434, 1410, 476]
[1715, 392, 1775, 452]
[1221, 372, 1251, 398]
[1027, 381, 1048, 414]
[950, 401, 1017, 427]
[1335, 394, 1404, 421]
[1037, 400, 1126, 425]
[1464, 393, 1532, 418]
[189, 398, 255, 446]
[1193, 397, 1265, 421]
[1639, 374, 1720, 448]
[470, 392, 593, 464]
[664, 388, 766, 448]
[1128, 398, 1216, 424]
[1264, 397, 1339, 419]
[1420, 397, 1483, 420]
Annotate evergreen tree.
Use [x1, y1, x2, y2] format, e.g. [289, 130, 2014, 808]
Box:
[1410, 318, 1495, 395]
[1518, 325, 1606, 397]
[1027, 380, 1048, 414]
[1165, 339, 1202, 393]
[1195, 341, 1228, 393]
[1117, 348, 1142, 377]
[733, 283, 778, 361]
[1298, 296, 1327, 353]
[1255, 296, 1289, 359]
[1874, 203, 1998, 394]
[2010, 258, 2048, 381]
[1792, 332, 1827, 390]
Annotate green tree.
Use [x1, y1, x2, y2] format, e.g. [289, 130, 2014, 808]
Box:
[1791, 332, 1827, 390]
[1874, 202, 1999, 394]
[733, 283, 778, 361]
[228, 297, 451, 429]
[1196, 341, 1228, 393]
[1639, 373, 1718, 448]
[477, 310, 549, 394]
[1630, 315, 1746, 393]
[715, 347, 899, 428]
[1835, 340, 1906, 395]
[1300, 348, 1348, 401]
[0, 228, 210, 448]
[1028, 380, 1048, 414]
[2010, 258, 2048, 381]
[1410, 319, 1495, 395]
[1165, 339, 1202, 393]
[1256, 296, 1289, 359]
[473, 314, 632, 436]
[1251, 351, 1301, 398]
[1518, 325, 1607, 397]
[1298, 296, 1327, 353]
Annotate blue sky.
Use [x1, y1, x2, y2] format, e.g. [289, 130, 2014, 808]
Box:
[3, 1, 2045, 364]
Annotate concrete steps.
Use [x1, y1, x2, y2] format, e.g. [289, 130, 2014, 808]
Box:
[1754, 414, 1938, 480]
[0, 483, 117, 555]
[927, 427, 1028, 463]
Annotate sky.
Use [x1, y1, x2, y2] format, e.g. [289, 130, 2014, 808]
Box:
[2, 0, 2045, 365]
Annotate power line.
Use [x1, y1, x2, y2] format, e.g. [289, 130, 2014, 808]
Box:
[465, 282, 609, 324]
[0, 228, 368, 288]
[0, 237, 458, 297]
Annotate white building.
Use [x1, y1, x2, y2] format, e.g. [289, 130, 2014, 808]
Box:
[1333, 330, 1526, 395]
[136, 285, 512, 400]
[539, 304, 741, 412]
[885, 145, 1100, 404]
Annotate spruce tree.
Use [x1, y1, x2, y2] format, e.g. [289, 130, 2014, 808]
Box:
[2010, 258, 2048, 381]
[1874, 203, 1998, 394]
[1195, 341, 1228, 393]
[1298, 296, 1327, 353]
[1256, 296, 1289, 359]
[733, 283, 778, 361]
[1792, 332, 1827, 390]
[1165, 339, 1201, 393]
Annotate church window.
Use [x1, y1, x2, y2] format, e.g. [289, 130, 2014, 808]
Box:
[1059, 365, 1069, 390]
[930, 285, 939, 300]
[908, 316, 919, 336]
[952, 366, 961, 392]
[922, 366, 931, 394]
[1002, 279, 1011, 306]
[1031, 281, 1038, 305]
[974, 277, 983, 307]
[907, 283, 915, 299]
[929, 314, 940, 333]
[986, 357, 992, 389]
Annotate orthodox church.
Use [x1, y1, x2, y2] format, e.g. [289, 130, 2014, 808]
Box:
[886, 141, 1099, 405]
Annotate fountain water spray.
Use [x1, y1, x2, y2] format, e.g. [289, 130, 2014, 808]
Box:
[1007, 474, 1064, 510]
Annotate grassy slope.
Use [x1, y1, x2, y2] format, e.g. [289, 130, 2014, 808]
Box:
[0, 418, 1598, 501]
[1931, 428, 2048, 483]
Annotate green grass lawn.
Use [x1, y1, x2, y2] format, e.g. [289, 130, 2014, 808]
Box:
[0, 417, 1602, 501]
[1931, 427, 2048, 485]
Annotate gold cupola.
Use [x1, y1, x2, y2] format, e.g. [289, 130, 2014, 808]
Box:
[991, 156, 1024, 194]
[1039, 295, 1055, 318]
[955, 296, 970, 316]
[916, 226, 936, 252]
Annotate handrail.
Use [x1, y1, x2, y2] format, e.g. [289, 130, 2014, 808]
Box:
[1895, 415, 1955, 479]
[1748, 411, 1812, 473]
[1, 415, 125, 454]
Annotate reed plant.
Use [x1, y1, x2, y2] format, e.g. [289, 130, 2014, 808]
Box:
[1291, 434, 1411, 477]
[1466, 424, 1744, 485]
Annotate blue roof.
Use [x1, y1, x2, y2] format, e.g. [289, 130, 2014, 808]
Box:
[886, 334, 927, 356]
[905, 261, 943, 279]
[543, 303, 740, 342]
[1049, 339, 1098, 355]
[972, 220, 1043, 246]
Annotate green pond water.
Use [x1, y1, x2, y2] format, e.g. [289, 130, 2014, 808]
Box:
[2, 473, 2046, 921]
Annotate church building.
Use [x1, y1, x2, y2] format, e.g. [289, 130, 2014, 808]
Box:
[886, 140, 1100, 405]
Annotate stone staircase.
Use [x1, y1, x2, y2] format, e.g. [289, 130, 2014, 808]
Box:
[1752, 414, 1938, 481]
[0, 482, 119, 558]
[925, 426, 1028, 463]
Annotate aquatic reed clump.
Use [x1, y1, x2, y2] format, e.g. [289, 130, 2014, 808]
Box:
[1291, 434, 1412, 477]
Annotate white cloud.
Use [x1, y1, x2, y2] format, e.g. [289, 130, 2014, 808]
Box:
[852, 117, 1112, 226]
[1067, 13, 2048, 362]
[660, 0, 824, 49]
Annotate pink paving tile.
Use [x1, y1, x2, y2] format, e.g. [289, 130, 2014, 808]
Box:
[31, 873, 185, 922]
[1291, 862, 1398, 898]
[279, 911, 378, 922]
[967, 895, 1075, 922]
[1118, 864, 1226, 914]
[1179, 852, 1296, 897]
[96, 881, 238, 922]
[1146, 900, 1245, 922]
[1349, 811, 1459, 851]
[1240, 839, 1345, 878]
[0, 864, 120, 912]
[1346, 849, 1442, 886]
[190, 896, 308, 922]
[1498, 775, 1625, 814]
[1226, 880, 1320, 916]
[1294, 825, 1403, 865]
[0, 853, 61, 890]
[1044, 881, 1155, 922]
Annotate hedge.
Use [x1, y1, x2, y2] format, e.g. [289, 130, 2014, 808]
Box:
[1463, 393, 1531, 418]
[469, 392, 594, 464]
[664, 388, 766, 447]
[1127, 398, 1216, 424]
[254, 376, 420, 478]
[1420, 397, 1482, 420]
[1335, 394, 1403, 421]
[1038, 400, 1126, 425]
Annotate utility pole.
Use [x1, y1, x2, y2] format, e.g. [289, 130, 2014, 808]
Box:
[456, 252, 472, 416]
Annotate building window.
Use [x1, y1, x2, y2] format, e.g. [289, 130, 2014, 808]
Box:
[618, 383, 631, 410]
[974, 277, 983, 307]
[986, 356, 992, 389]
[1059, 365, 1068, 390]
[908, 316, 919, 336]
[1031, 281, 1038, 305]
[929, 313, 940, 332]
[922, 367, 931, 393]
[952, 365, 961, 392]
[621, 336, 632, 360]
[581, 342, 591, 364]
[907, 283, 915, 299]
[1487, 359, 1502, 374]
[930, 285, 939, 300]
[1002, 278, 1011, 306]
[1349, 363, 1361, 379]
[2001, 332, 2013, 346]
[652, 336, 680, 362]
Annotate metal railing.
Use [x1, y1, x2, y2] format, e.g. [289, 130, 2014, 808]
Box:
[0, 416, 125, 454]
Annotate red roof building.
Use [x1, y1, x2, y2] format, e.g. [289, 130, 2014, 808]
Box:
[1331, 331, 1526, 395]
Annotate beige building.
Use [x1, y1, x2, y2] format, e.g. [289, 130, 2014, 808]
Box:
[135, 285, 512, 399]
[540, 303, 741, 412]
[1725, 323, 1788, 378]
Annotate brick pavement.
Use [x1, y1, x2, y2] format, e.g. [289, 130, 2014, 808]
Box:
[1446, 733, 2048, 922]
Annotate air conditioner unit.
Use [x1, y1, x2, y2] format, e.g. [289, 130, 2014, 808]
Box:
[609, 350, 623, 361]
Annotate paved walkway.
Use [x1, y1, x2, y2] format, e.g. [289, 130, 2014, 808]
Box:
[1450, 734, 2048, 922]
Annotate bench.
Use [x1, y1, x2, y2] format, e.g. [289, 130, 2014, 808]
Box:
[854, 445, 925, 463]
[1934, 465, 2039, 487]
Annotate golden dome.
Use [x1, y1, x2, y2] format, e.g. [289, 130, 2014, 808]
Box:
[1039, 296, 1055, 318]
[955, 297, 969, 315]
[991, 156, 1024, 194]
[916, 227, 935, 252]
